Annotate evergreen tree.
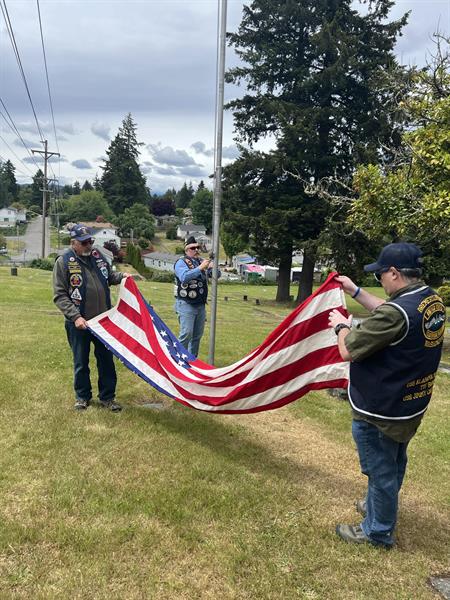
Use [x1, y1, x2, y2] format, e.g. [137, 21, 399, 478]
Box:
[175, 182, 194, 209]
[72, 181, 81, 195]
[31, 169, 44, 206]
[0, 160, 18, 207]
[197, 180, 205, 191]
[82, 180, 93, 191]
[101, 113, 149, 215]
[93, 174, 102, 191]
[191, 187, 213, 233]
[225, 0, 408, 301]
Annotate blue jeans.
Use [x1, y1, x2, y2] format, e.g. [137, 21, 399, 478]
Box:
[352, 419, 408, 547]
[175, 299, 206, 358]
[65, 320, 117, 403]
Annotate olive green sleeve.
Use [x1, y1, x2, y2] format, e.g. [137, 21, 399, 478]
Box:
[344, 304, 407, 362]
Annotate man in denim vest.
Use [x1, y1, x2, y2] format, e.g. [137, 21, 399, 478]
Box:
[328, 243, 445, 548]
[174, 236, 214, 357]
[53, 224, 130, 411]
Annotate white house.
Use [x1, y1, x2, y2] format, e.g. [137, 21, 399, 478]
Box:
[142, 251, 179, 272]
[79, 222, 121, 247]
[176, 224, 207, 240]
[0, 207, 26, 228]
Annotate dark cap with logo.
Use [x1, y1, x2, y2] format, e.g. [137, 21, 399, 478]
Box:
[185, 236, 197, 248]
[70, 224, 94, 242]
[364, 242, 423, 273]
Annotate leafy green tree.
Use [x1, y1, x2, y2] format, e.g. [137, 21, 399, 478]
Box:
[116, 203, 155, 240]
[63, 190, 116, 223]
[175, 182, 194, 209]
[350, 37, 450, 285]
[221, 224, 247, 264]
[225, 0, 408, 301]
[191, 187, 213, 233]
[0, 160, 18, 207]
[101, 113, 149, 215]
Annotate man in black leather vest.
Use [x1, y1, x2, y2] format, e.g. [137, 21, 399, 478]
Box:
[328, 243, 445, 548]
[53, 224, 129, 411]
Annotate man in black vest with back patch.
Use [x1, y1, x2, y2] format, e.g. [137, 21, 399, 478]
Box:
[328, 242, 445, 548]
[53, 224, 130, 411]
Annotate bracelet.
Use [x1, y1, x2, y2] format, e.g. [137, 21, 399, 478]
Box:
[351, 286, 361, 299]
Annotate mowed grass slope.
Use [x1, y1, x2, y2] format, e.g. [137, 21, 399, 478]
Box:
[0, 267, 448, 599]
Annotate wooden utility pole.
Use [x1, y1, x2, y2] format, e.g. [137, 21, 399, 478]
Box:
[31, 140, 60, 258]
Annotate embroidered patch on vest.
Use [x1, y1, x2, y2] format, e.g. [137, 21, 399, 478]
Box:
[417, 294, 446, 348]
[70, 274, 83, 287]
[70, 288, 82, 302]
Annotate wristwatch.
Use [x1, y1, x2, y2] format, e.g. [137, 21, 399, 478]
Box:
[334, 323, 351, 335]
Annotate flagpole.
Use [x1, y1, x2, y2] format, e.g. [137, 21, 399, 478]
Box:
[208, 0, 227, 365]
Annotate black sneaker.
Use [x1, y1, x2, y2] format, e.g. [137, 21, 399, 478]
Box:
[99, 399, 122, 412]
[74, 398, 89, 410]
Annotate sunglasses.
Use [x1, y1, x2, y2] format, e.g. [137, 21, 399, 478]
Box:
[374, 267, 390, 282]
[80, 238, 94, 246]
[187, 245, 200, 250]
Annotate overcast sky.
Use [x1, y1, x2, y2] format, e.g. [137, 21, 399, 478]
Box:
[1, 0, 449, 193]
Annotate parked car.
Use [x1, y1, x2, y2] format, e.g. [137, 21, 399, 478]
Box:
[0, 247, 8, 255]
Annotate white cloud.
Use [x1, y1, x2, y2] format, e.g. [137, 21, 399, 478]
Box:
[147, 143, 200, 167]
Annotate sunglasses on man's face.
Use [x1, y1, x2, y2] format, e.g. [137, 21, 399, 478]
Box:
[80, 239, 93, 246]
[187, 246, 200, 251]
[374, 267, 390, 282]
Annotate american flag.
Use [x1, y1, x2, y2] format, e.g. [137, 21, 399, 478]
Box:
[87, 273, 349, 414]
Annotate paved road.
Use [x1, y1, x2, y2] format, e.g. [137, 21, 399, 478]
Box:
[10, 217, 51, 262]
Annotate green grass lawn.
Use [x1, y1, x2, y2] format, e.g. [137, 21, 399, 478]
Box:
[0, 267, 448, 599]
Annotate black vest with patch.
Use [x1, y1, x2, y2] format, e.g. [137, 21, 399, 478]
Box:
[349, 286, 445, 420]
[63, 249, 111, 317]
[174, 256, 208, 305]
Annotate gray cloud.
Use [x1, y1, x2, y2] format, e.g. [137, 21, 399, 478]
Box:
[147, 143, 200, 167]
[23, 155, 67, 164]
[177, 165, 209, 177]
[71, 159, 92, 169]
[14, 138, 38, 149]
[153, 165, 178, 176]
[91, 122, 111, 141]
[191, 141, 214, 157]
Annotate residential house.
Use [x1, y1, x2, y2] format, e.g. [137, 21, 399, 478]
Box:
[176, 223, 206, 240]
[142, 251, 179, 272]
[0, 206, 26, 228]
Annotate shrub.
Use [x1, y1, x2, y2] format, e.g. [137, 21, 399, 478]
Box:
[175, 246, 185, 255]
[437, 285, 450, 306]
[137, 238, 150, 249]
[166, 225, 177, 240]
[30, 258, 54, 271]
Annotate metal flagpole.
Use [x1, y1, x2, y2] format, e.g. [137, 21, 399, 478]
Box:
[208, 0, 227, 365]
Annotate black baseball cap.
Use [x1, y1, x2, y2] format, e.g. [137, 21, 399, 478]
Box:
[364, 242, 423, 273]
[70, 224, 93, 242]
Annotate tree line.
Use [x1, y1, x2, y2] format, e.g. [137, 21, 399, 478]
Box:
[2, 1, 449, 302]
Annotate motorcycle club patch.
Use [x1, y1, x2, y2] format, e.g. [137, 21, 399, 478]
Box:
[70, 274, 83, 287]
[70, 288, 82, 303]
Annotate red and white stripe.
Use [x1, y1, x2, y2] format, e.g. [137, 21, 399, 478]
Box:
[87, 272, 349, 413]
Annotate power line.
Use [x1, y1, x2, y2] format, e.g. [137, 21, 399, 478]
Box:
[0, 153, 31, 179]
[0, 97, 41, 171]
[0, 0, 46, 142]
[36, 0, 60, 159]
[0, 132, 35, 177]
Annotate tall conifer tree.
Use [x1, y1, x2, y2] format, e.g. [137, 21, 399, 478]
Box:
[101, 113, 149, 215]
[224, 0, 408, 301]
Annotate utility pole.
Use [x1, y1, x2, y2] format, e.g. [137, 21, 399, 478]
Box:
[208, 0, 227, 364]
[31, 140, 60, 258]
